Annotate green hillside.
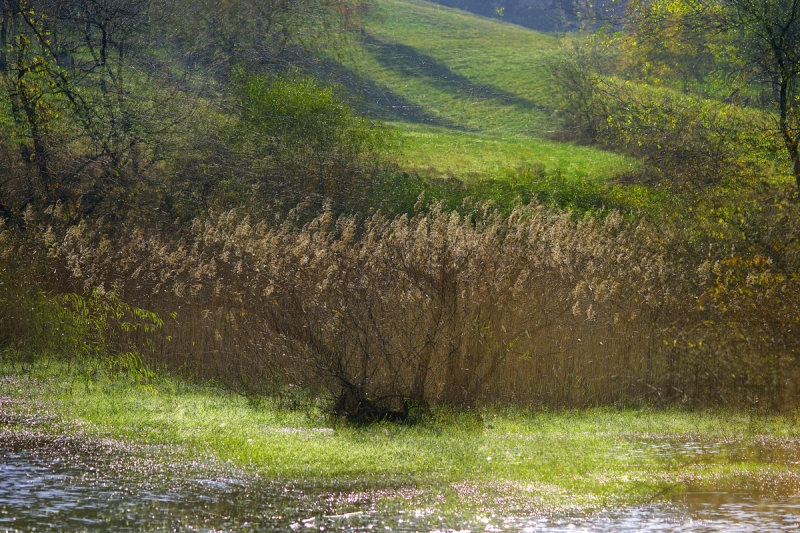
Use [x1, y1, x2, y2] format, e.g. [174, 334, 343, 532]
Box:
[340, 0, 634, 182]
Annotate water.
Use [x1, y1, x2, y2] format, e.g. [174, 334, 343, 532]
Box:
[502, 494, 800, 532]
[2, 435, 800, 532]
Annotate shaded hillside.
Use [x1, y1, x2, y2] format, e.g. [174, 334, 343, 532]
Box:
[424, 0, 626, 31]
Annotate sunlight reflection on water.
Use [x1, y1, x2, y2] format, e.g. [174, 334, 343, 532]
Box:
[502, 493, 800, 532]
[3, 441, 800, 532]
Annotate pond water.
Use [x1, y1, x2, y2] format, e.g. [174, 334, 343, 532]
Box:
[2, 435, 800, 532]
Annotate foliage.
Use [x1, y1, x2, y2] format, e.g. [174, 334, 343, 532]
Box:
[552, 50, 783, 187]
[165, 73, 390, 218]
[0, 0, 371, 222]
[0, 0, 188, 219]
[0, 2, 71, 210]
[722, 0, 800, 185]
[594, 0, 800, 185]
[0, 212, 163, 373]
[237, 73, 385, 206]
[610, 0, 734, 94]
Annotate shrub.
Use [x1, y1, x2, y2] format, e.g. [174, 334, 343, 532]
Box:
[0, 212, 163, 373]
[165, 73, 391, 220]
[235, 73, 386, 211]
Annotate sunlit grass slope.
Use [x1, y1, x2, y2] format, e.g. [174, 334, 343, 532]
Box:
[393, 123, 631, 181]
[343, 0, 633, 181]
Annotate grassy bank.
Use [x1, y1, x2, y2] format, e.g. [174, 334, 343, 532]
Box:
[4, 363, 800, 514]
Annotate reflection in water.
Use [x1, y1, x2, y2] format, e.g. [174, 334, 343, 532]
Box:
[505, 493, 800, 532]
[2, 440, 800, 532]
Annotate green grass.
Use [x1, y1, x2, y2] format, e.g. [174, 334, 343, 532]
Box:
[389, 122, 635, 182]
[337, 0, 794, 192]
[338, 0, 633, 181]
[4, 362, 800, 513]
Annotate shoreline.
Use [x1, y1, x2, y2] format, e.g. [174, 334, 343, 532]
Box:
[3, 364, 800, 514]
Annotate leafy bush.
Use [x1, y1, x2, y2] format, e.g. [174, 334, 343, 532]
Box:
[238, 74, 380, 156]
[165, 73, 391, 220]
[234, 73, 386, 211]
[0, 214, 163, 373]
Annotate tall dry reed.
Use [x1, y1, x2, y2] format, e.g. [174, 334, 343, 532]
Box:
[12, 196, 799, 414]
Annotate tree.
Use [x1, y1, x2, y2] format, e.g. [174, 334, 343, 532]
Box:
[0, 0, 370, 218]
[0, 1, 72, 204]
[616, 0, 800, 187]
[613, 0, 727, 92]
[166, 0, 367, 76]
[722, 0, 800, 187]
[0, 0, 164, 212]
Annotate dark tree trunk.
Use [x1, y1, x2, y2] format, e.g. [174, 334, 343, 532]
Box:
[0, 0, 7, 72]
[794, 151, 800, 189]
[777, 76, 800, 189]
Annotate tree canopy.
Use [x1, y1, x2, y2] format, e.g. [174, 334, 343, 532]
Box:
[724, 0, 800, 185]
[614, 0, 800, 186]
[0, 0, 367, 217]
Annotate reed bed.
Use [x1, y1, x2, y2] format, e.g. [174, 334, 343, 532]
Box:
[4, 197, 799, 416]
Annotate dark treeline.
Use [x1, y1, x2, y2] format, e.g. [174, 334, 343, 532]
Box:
[424, 0, 625, 31]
